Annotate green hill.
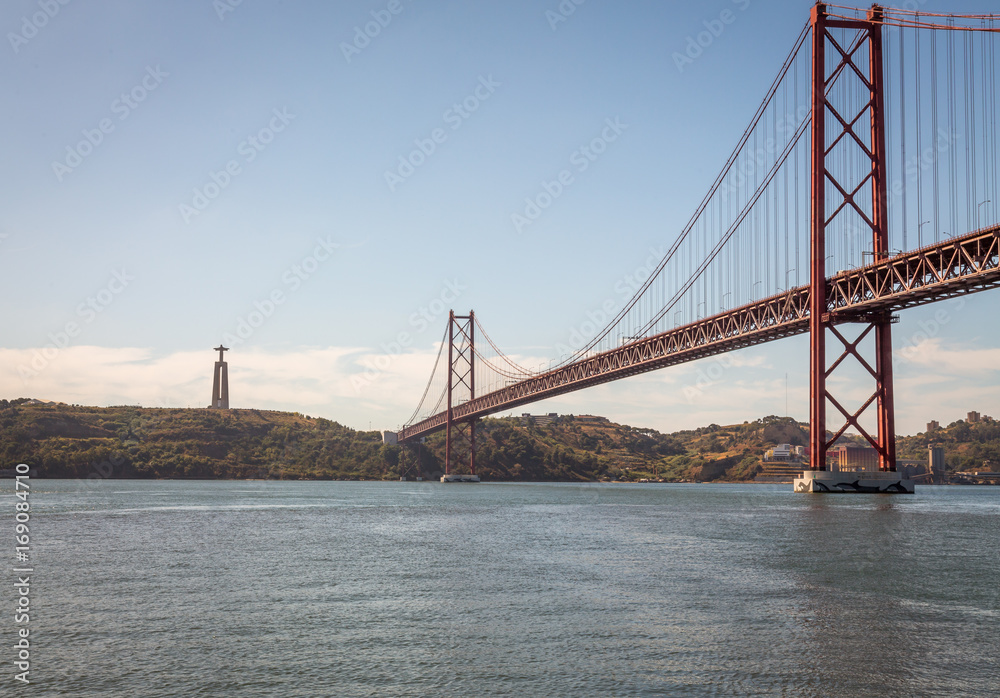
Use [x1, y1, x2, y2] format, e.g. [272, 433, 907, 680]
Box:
[455, 414, 802, 483]
[2, 399, 996, 481]
[898, 419, 1000, 471]
[0, 400, 392, 480]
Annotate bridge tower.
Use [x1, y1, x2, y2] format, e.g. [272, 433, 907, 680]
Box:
[443, 310, 479, 481]
[808, 3, 897, 474]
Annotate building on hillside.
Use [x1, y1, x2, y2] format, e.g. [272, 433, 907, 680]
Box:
[926, 420, 940, 432]
[382, 431, 398, 445]
[520, 413, 559, 426]
[764, 444, 804, 462]
[764, 444, 789, 461]
[574, 415, 609, 424]
[968, 411, 981, 424]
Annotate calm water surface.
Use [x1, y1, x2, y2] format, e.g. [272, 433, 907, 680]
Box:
[6, 480, 999, 696]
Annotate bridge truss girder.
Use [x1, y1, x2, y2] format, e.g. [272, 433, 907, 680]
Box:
[398, 226, 1000, 444]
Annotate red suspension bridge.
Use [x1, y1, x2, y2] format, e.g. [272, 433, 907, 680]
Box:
[396, 3, 1000, 481]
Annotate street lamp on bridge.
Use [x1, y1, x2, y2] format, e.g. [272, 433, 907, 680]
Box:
[918, 220, 931, 246]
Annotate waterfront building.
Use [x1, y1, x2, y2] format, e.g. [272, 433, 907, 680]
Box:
[929, 445, 945, 479]
[829, 445, 879, 472]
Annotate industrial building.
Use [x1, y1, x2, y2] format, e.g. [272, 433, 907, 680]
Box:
[828, 445, 879, 472]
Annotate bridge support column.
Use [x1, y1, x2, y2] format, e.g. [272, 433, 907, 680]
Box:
[808, 3, 828, 472]
[807, 4, 899, 481]
[444, 311, 480, 482]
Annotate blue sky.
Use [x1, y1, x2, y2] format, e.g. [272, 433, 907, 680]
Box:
[2, 0, 998, 435]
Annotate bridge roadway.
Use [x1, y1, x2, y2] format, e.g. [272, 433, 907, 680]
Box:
[399, 225, 1000, 442]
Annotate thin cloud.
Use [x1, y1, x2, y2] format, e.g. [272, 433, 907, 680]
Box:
[3, 337, 997, 435]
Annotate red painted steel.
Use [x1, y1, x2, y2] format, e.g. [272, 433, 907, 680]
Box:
[400, 4, 1000, 452]
[807, 4, 899, 470]
[809, 3, 828, 471]
[869, 5, 897, 471]
[444, 311, 477, 475]
[400, 226, 1000, 444]
[469, 315, 476, 475]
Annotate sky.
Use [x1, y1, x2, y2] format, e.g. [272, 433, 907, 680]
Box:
[2, 0, 999, 436]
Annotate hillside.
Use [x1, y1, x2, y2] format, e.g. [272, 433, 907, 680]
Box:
[898, 419, 1000, 471]
[445, 414, 810, 483]
[2, 400, 996, 481]
[0, 401, 786, 481]
[0, 400, 393, 480]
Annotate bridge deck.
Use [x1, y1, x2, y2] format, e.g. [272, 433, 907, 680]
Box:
[399, 226, 1000, 442]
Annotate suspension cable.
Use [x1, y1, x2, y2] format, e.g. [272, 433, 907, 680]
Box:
[402, 322, 449, 428]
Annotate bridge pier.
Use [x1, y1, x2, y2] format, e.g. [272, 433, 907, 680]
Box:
[794, 470, 913, 494]
[444, 417, 479, 482]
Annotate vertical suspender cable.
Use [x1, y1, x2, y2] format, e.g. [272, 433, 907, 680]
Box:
[931, 28, 941, 244]
[797, 52, 802, 284]
[784, 76, 790, 289]
[899, 23, 907, 250]
[949, 19, 958, 239]
[989, 16, 1000, 218]
[916, 18, 924, 247]
[966, 30, 973, 228]
[982, 22, 993, 228]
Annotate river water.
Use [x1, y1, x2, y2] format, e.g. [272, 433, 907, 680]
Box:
[7, 480, 999, 696]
